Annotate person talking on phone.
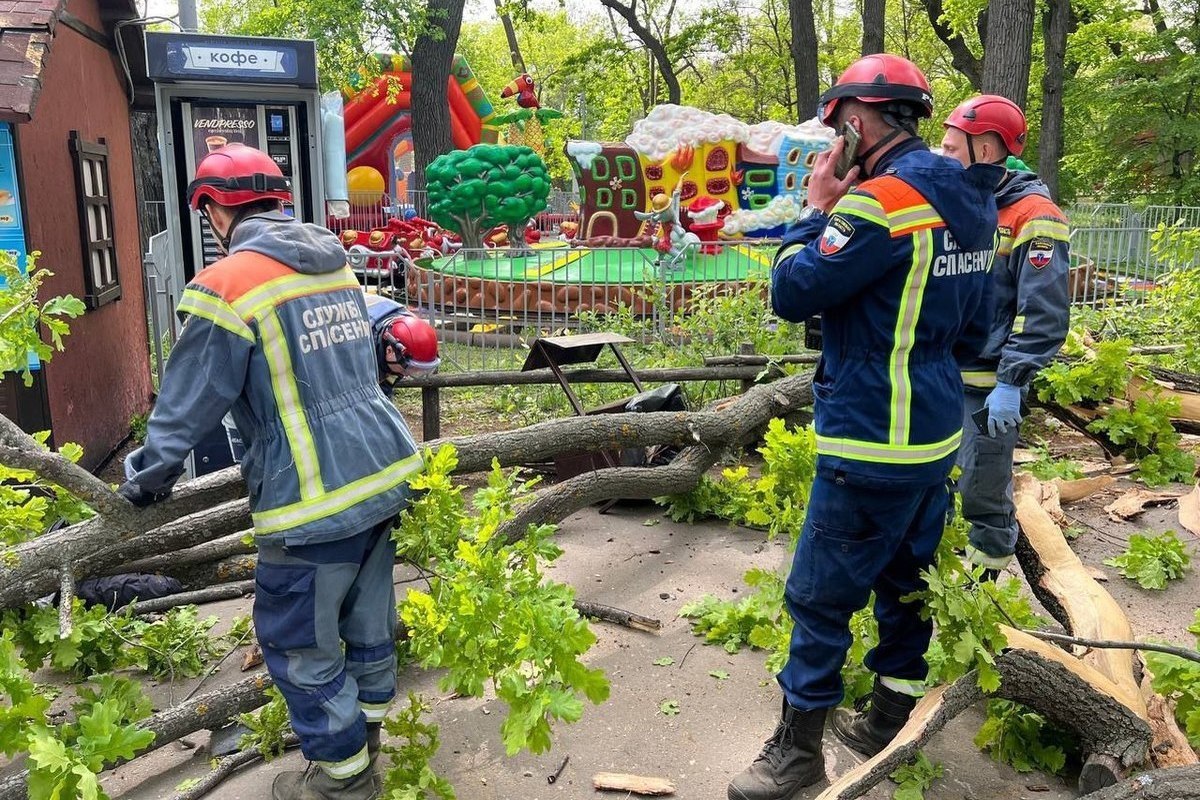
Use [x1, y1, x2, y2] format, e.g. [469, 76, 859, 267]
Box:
[727, 55, 1003, 800]
[941, 96, 1071, 574]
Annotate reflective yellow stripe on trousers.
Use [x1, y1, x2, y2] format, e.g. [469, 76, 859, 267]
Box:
[889, 229, 935, 446]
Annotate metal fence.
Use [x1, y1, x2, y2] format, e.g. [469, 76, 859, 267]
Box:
[1066, 203, 1200, 306]
[398, 241, 775, 372]
[138, 194, 1200, 374]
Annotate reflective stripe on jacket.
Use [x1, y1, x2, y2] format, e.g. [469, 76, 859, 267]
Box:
[959, 172, 1070, 389]
[128, 250, 420, 545]
[772, 145, 999, 488]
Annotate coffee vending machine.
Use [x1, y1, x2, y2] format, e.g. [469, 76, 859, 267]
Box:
[144, 32, 346, 477]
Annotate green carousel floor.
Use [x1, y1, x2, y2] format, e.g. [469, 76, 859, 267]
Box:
[428, 245, 773, 283]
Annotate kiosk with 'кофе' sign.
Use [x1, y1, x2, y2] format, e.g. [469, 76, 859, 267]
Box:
[145, 31, 346, 293]
[144, 31, 348, 478]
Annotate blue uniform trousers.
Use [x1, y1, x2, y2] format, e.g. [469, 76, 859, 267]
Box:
[956, 387, 1021, 563]
[254, 516, 398, 773]
[778, 474, 948, 710]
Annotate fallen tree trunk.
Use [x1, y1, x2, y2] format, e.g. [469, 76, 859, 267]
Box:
[1013, 473, 1146, 713]
[112, 530, 254, 577]
[814, 629, 1152, 800]
[133, 580, 256, 615]
[497, 374, 812, 541]
[498, 446, 720, 542]
[1078, 765, 1200, 799]
[0, 373, 814, 612]
[0, 672, 274, 800]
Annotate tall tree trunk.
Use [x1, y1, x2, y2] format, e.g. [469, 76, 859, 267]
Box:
[599, 0, 682, 104]
[1038, 0, 1071, 199]
[788, 0, 820, 121]
[410, 0, 465, 192]
[494, 0, 527, 73]
[862, 0, 886, 54]
[918, 0, 983, 89]
[981, 0, 1036, 106]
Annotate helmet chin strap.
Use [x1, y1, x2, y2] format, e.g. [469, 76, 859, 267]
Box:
[964, 133, 1008, 167]
[206, 206, 258, 256]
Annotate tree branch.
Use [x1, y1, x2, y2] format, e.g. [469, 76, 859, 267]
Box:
[599, 0, 683, 103]
[1023, 629, 1200, 666]
[0, 414, 130, 522]
[918, 0, 983, 89]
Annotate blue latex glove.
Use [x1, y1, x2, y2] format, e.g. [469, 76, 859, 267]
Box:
[984, 382, 1022, 438]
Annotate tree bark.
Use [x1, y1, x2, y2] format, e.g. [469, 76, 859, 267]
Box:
[861, 0, 886, 55]
[113, 531, 254, 577]
[0, 495, 250, 612]
[814, 630, 1153, 800]
[1038, 0, 1071, 198]
[1079, 766, 1200, 799]
[496, 373, 812, 540]
[132, 580, 256, 615]
[598, 0, 682, 105]
[410, 0, 466, 191]
[918, 0, 983, 89]
[981, 0, 1036, 106]
[788, 0, 820, 120]
[498, 445, 721, 542]
[494, 0, 527, 73]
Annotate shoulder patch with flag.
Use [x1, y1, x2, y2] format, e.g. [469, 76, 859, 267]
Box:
[1027, 237, 1054, 269]
[819, 215, 855, 256]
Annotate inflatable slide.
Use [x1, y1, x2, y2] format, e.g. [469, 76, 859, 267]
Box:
[340, 53, 497, 184]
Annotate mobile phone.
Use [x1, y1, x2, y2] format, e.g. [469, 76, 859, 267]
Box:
[834, 123, 861, 181]
[971, 406, 990, 435]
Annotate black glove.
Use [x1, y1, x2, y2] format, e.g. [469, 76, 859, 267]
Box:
[117, 480, 171, 508]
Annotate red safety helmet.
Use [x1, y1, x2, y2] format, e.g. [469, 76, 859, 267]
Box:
[381, 313, 440, 376]
[944, 95, 1027, 156]
[186, 144, 292, 211]
[818, 54, 934, 127]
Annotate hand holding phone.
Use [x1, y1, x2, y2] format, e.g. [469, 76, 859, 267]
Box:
[834, 123, 862, 181]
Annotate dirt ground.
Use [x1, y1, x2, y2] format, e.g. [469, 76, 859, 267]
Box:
[98, 446, 1199, 800]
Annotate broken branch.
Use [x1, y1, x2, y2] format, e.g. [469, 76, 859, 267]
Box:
[1022, 630, 1200, 666]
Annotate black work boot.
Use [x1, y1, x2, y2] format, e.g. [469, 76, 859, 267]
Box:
[831, 677, 918, 757]
[366, 722, 383, 772]
[728, 699, 827, 800]
[272, 762, 381, 800]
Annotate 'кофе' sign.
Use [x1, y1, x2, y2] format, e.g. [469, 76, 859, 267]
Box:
[145, 32, 318, 88]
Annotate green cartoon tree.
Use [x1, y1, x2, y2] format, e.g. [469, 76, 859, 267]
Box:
[425, 144, 551, 256]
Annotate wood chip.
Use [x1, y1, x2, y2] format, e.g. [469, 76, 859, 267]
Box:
[593, 772, 676, 795]
[1053, 475, 1116, 504]
[1104, 488, 1183, 521]
[1178, 483, 1200, 539]
[1013, 448, 1039, 464]
[241, 645, 263, 671]
[1085, 566, 1109, 582]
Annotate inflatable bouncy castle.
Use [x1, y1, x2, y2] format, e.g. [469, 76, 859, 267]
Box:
[339, 54, 498, 202]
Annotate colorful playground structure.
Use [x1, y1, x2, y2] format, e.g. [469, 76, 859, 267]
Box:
[566, 105, 834, 242]
[339, 53, 498, 206]
[329, 81, 836, 317]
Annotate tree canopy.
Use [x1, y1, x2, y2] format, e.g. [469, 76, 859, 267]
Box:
[196, 0, 1200, 205]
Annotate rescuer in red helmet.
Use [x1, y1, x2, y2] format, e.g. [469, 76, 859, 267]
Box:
[942, 97, 1070, 576]
[120, 143, 419, 800]
[728, 57, 1004, 800]
[363, 293, 441, 382]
